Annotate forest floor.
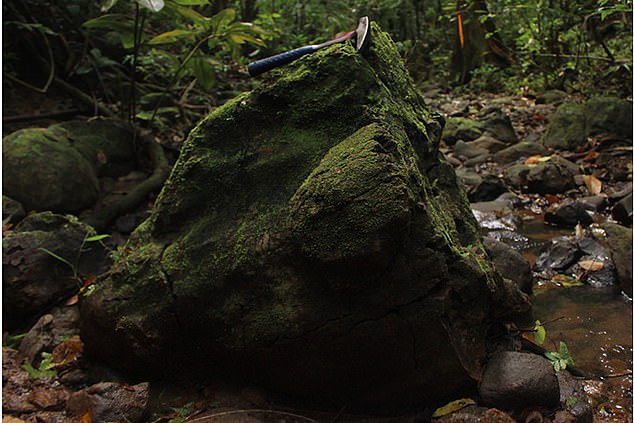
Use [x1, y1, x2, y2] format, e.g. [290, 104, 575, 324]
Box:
[2, 83, 632, 423]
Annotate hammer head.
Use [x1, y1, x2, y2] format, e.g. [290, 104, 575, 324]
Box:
[355, 16, 370, 53]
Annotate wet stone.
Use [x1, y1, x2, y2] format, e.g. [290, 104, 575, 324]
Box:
[479, 351, 559, 411]
[478, 106, 518, 143]
[544, 199, 594, 228]
[534, 238, 581, 272]
[603, 223, 633, 297]
[611, 192, 633, 225]
[484, 237, 532, 295]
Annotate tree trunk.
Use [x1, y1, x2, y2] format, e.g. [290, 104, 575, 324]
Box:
[450, 0, 513, 84]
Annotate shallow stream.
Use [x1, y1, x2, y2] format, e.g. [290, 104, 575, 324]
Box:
[481, 211, 633, 420]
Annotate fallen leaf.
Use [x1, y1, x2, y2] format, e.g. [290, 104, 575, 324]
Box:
[80, 412, 92, 423]
[525, 155, 542, 165]
[575, 223, 584, 239]
[52, 335, 84, 366]
[583, 150, 599, 162]
[583, 175, 602, 195]
[578, 260, 604, 271]
[545, 194, 561, 204]
[552, 274, 584, 287]
[79, 276, 96, 293]
[432, 398, 477, 418]
[65, 295, 79, 306]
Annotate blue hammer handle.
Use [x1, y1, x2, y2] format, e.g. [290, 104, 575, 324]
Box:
[248, 45, 316, 77]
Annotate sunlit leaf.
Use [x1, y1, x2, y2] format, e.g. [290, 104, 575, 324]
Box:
[80, 412, 93, 423]
[148, 29, 195, 44]
[229, 33, 264, 46]
[85, 234, 110, 242]
[101, 0, 118, 12]
[164, 1, 207, 23]
[578, 260, 604, 271]
[432, 398, 476, 418]
[552, 274, 584, 287]
[208, 8, 236, 32]
[582, 175, 602, 195]
[534, 320, 546, 345]
[136, 0, 164, 12]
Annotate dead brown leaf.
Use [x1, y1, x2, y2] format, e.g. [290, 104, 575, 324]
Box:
[578, 260, 604, 271]
[583, 175, 602, 195]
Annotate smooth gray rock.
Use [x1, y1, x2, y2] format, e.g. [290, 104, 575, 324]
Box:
[479, 351, 559, 410]
[494, 141, 549, 165]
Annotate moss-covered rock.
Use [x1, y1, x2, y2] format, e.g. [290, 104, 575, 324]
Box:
[542, 97, 633, 150]
[3, 212, 110, 328]
[80, 23, 529, 410]
[3, 128, 100, 213]
[442, 117, 485, 145]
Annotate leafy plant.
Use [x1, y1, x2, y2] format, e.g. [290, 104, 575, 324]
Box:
[39, 232, 110, 282]
[545, 341, 575, 372]
[22, 352, 58, 379]
[3, 333, 27, 350]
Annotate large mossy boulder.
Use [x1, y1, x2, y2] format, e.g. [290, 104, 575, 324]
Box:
[80, 23, 529, 410]
[542, 97, 633, 150]
[2, 118, 137, 214]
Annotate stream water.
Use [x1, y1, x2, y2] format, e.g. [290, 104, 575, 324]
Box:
[480, 211, 633, 421]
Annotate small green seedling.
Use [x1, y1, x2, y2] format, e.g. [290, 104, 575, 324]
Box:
[22, 352, 57, 379]
[545, 341, 574, 372]
[534, 320, 546, 345]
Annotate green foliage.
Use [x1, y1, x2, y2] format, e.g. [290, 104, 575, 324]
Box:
[39, 231, 109, 281]
[545, 341, 575, 372]
[22, 352, 58, 379]
[3, 333, 27, 350]
[534, 320, 546, 345]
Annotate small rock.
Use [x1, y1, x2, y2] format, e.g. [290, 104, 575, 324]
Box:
[612, 192, 633, 224]
[467, 174, 507, 203]
[577, 195, 606, 211]
[470, 135, 508, 153]
[435, 405, 516, 422]
[541, 102, 587, 150]
[494, 142, 549, 165]
[484, 237, 532, 294]
[18, 314, 55, 362]
[464, 153, 490, 167]
[66, 382, 150, 423]
[479, 351, 559, 410]
[608, 182, 632, 201]
[603, 223, 633, 297]
[454, 140, 489, 159]
[2, 195, 26, 224]
[544, 199, 594, 228]
[556, 371, 593, 423]
[504, 156, 579, 194]
[478, 106, 518, 143]
[534, 238, 581, 272]
[536, 89, 569, 105]
[442, 117, 484, 145]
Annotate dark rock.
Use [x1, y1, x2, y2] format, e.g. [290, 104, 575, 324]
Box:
[504, 156, 579, 194]
[493, 141, 548, 165]
[19, 305, 82, 362]
[543, 97, 633, 150]
[80, 23, 529, 411]
[479, 351, 559, 410]
[484, 237, 532, 294]
[536, 89, 569, 105]
[608, 182, 632, 201]
[3, 212, 110, 328]
[3, 195, 26, 224]
[577, 195, 606, 211]
[534, 238, 581, 272]
[612, 192, 633, 224]
[2, 128, 100, 213]
[469, 135, 508, 153]
[66, 382, 150, 423]
[464, 153, 490, 167]
[50, 118, 136, 178]
[556, 371, 593, 423]
[454, 140, 489, 159]
[443, 117, 484, 145]
[18, 314, 55, 362]
[603, 223, 633, 297]
[478, 106, 518, 143]
[467, 174, 507, 203]
[544, 199, 594, 228]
